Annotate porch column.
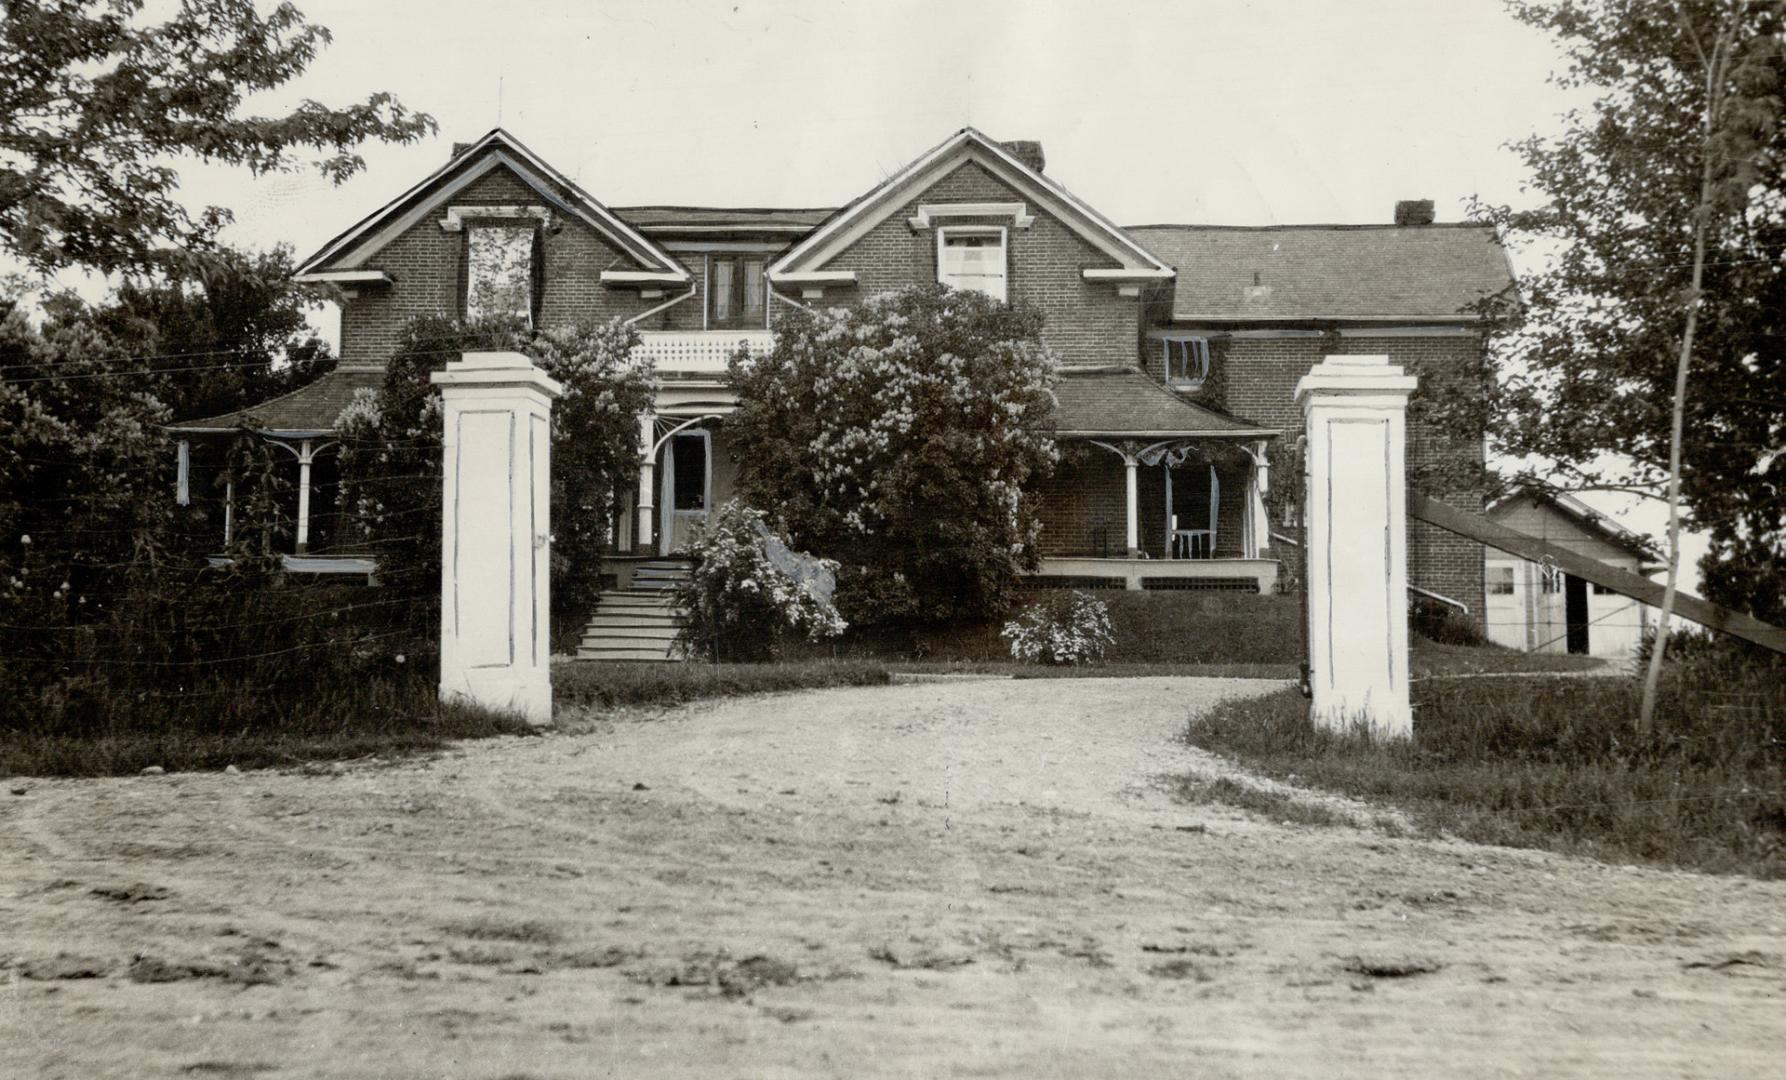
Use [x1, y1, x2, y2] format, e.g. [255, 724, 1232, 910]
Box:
[295, 439, 313, 554]
[636, 412, 657, 551]
[432, 351, 564, 726]
[1295, 354, 1417, 739]
[1244, 440, 1270, 559]
[1124, 455, 1139, 558]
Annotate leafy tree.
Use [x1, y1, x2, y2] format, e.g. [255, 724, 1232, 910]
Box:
[87, 245, 335, 421]
[335, 315, 653, 653]
[1474, 0, 1786, 724]
[0, 301, 174, 635]
[726, 285, 1059, 628]
[0, 0, 434, 275]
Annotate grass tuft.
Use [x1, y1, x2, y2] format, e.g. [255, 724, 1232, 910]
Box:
[1184, 645, 1786, 877]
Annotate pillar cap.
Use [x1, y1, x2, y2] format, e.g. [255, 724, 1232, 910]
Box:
[431, 350, 564, 399]
[1294, 353, 1417, 404]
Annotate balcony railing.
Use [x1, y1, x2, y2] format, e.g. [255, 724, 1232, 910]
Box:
[637, 330, 773, 375]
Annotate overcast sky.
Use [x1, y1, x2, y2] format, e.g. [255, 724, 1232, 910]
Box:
[187, 0, 1575, 252]
[163, 0, 1702, 571]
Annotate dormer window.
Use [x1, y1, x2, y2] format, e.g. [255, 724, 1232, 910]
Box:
[465, 223, 538, 324]
[1163, 337, 1211, 389]
[937, 227, 1007, 302]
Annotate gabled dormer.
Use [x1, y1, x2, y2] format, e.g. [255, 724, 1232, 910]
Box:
[766, 128, 1174, 368]
[294, 129, 692, 364]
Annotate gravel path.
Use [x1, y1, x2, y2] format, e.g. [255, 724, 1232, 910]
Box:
[2, 676, 1782, 1078]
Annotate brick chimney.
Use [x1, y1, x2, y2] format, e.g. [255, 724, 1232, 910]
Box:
[1394, 199, 1436, 226]
[1000, 140, 1046, 173]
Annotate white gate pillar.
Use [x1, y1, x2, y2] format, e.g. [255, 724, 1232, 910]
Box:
[1295, 355, 1417, 738]
[433, 352, 564, 725]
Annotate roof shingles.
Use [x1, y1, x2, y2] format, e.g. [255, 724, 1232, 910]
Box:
[1052, 370, 1273, 438]
[1126, 223, 1513, 322]
[171, 367, 385, 435]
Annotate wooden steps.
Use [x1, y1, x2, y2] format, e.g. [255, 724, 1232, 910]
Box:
[574, 560, 692, 662]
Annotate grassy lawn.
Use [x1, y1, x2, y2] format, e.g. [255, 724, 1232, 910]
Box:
[1182, 648, 1786, 878]
[0, 682, 534, 779]
[553, 658, 892, 711]
[1411, 639, 1610, 677]
[885, 660, 1299, 679]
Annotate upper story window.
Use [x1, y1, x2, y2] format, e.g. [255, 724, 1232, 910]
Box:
[936, 226, 1007, 302]
[1162, 337, 1211, 389]
[708, 255, 766, 329]
[465, 223, 538, 324]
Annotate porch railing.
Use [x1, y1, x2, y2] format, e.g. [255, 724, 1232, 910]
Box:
[636, 330, 773, 375]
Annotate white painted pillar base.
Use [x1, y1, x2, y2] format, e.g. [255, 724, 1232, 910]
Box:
[433, 352, 564, 726]
[1295, 355, 1417, 739]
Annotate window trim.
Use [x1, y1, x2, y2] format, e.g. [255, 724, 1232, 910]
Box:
[935, 225, 1008, 303]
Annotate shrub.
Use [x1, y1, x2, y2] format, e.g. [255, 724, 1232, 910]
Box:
[1001, 590, 1115, 665]
[335, 314, 652, 653]
[727, 284, 1058, 629]
[672, 502, 847, 662]
[1409, 597, 1487, 646]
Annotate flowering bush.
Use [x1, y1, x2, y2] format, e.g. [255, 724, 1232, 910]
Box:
[727, 284, 1058, 628]
[1001, 591, 1115, 665]
[673, 502, 847, 662]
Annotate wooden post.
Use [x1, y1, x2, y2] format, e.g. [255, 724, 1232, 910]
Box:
[295, 439, 313, 554]
[1296, 355, 1417, 738]
[636, 412, 657, 552]
[433, 351, 564, 725]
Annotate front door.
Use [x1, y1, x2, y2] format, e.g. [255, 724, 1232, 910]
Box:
[1565, 574, 1591, 655]
[659, 429, 711, 554]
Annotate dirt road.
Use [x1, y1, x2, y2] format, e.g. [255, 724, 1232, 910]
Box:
[3, 676, 1782, 1078]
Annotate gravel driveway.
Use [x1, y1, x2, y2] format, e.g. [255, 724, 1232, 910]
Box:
[2, 676, 1782, 1078]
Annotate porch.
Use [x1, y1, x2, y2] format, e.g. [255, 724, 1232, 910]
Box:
[1035, 368, 1280, 593]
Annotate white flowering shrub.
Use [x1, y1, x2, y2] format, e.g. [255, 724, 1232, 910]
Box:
[727, 284, 1058, 628]
[674, 502, 847, 662]
[1001, 590, 1115, 666]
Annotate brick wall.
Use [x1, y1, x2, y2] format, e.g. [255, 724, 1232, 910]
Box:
[1204, 332, 1489, 621]
[339, 166, 663, 365]
[821, 161, 1143, 367]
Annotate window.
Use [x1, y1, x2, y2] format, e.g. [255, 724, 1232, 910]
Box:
[465, 223, 538, 324]
[1488, 565, 1516, 595]
[1163, 338, 1211, 388]
[937, 227, 1007, 302]
[707, 256, 766, 328]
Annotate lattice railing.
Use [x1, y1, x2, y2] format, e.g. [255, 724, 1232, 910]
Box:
[636, 330, 773, 374]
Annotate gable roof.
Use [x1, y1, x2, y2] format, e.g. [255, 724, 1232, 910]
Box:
[1052, 369, 1274, 439]
[1486, 486, 1664, 569]
[769, 127, 1174, 280]
[295, 129, 688, 281]
[169, 366, 385, 438]
[1126, 223, 1514, 322]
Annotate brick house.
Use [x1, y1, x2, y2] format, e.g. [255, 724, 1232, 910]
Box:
[183, 127, 1511, 619]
